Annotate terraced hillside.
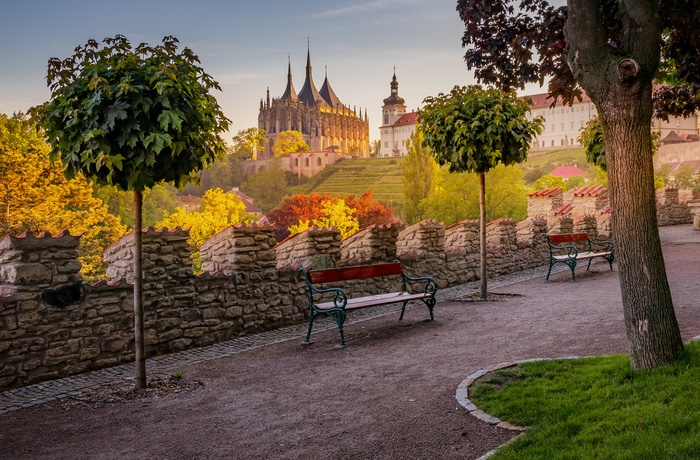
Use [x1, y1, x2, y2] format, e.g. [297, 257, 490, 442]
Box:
[289, 157, 406, 208]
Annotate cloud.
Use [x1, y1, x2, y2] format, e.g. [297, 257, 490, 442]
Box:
[311, 0, 422, 19]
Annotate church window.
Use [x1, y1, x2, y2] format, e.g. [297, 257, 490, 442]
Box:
[305, 158, 310, 167]
[294, 158, 299, 167]
[317, 157, 322, 166]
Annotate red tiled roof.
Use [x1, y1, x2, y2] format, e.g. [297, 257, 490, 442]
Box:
[554, 203, 573, 216]
[393, 111, 418, 127]
[550, 165, 589, 178]
[527, 187, 562, 198]
[571, 185, 607, 197]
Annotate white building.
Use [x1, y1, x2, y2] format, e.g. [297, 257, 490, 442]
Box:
[379, 71, 417, 157]
[525, 91, 700, 150]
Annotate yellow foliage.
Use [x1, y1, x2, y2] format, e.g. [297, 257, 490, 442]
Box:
[287, 199, 359, 239]
[156, 188, 253, 271]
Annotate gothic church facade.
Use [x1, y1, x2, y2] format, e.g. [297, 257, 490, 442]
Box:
[258, 48, 370, 158]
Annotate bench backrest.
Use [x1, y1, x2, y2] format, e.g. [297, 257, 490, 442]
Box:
[547, 233, 590, 244]
[308, 262, 403, 284]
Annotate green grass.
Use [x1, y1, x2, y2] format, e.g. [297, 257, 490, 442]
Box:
[471, 341, 700, 459]
[523, 148, 587, 170]
[288, 157, 406, 207]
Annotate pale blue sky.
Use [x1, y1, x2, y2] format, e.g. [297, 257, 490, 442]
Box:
[0, 0, 548, 141]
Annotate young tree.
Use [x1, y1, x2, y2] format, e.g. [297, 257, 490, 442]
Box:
[402, 127, 440, 225]
[457, 0, 696, 369]
[421, 85, 542, 299]
[532, 174, 567, 191]
[272, 130, 310, 156]
[231, 127, 267, 160]
[288, 198, 360, 239]
[41, 35, 229, 388]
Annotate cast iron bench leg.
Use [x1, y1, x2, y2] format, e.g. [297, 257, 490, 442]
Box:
[303, 313, 318, 344]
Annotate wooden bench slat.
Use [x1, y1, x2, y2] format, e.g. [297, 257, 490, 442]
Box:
[316, 291, 431, 311]
[547, 232, 590, 244]
[309, 262, 403, 284]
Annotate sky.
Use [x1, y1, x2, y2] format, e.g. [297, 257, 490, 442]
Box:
[0, 0, 549, 142]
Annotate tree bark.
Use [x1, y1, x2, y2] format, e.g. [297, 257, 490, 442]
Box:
[479, 172, 487, 300]
[133, 191, 146, 389]
[566, 0, 684, 370]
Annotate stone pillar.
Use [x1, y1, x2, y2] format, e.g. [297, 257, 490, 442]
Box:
[275, 227, 342, 270]
[340, 224, 399, 264]
[688, 199, 700, 230]
[396, 220, 445, 258]
[200, 223, 278, 274]
[444, 219, 479, 254]
[571, 185, 608, 217]
[527, 188, 564, 219]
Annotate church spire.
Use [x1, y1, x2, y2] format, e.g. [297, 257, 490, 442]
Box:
[319, 63, 343, 108]
[280, 55, 299, 102]
[383, 67, 406, 106]
[298, 40, 326, 107]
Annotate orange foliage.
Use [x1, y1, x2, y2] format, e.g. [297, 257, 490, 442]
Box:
[266, 190, 398, 241]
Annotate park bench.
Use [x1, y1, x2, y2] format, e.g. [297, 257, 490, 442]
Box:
[299, 262, 438, 347]
[544, 232, 615, 281]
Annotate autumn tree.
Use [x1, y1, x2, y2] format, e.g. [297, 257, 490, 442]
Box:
[272, 130, 310, 156]
[0, 113, 126, 280]
[288, 198, 360, 239]
[402, 127, 440, 225]
[41, 35, 229, 388]
[421, 85, 542, 299]
[266, 191, 396, 241]
[457, 0, 696, 369]
[232, 127, 267, 160]
[156, 188, 252, 271]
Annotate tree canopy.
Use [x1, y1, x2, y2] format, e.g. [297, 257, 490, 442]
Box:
[402, 127, 440, 225]
[40, 35, 230, 191]
[272, 130, 310, 156]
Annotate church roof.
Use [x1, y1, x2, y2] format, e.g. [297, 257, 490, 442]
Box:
[280, 58, 299, 102]
[319, 69, 344, 108]
[297, 47, 327, 107]
[393, 112, 418, 127]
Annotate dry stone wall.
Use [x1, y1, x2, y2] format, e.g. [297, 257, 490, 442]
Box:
[0, 185, 696, 390]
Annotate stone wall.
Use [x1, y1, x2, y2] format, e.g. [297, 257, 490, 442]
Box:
[656, 187, 693, 226]
[1, 184, 696, 390]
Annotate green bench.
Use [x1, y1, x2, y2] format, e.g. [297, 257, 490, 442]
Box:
[299, 262, 437, 347]
[545, 232, 615, 281]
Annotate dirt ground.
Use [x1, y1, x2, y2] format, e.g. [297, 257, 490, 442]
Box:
[1, 243, 699, 460]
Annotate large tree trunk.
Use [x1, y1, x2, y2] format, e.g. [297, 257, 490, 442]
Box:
[566, 0, 684, 370]
[133, 191, 146, 389]
[479, 172, 487, 300]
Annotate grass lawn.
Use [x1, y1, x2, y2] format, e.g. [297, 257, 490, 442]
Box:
[471, 341, 700, 459]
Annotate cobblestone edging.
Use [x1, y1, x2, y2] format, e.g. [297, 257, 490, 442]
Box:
[0, 262, 570, 415]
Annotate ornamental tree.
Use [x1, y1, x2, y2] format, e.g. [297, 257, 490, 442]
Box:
[420, 85, 542, 299]
[272, 130, 310, 156]
[40, 35, 229, 388]
[457, 0, 696, 369]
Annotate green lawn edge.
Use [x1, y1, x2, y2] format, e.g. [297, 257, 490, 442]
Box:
[470, 341, 700, 459]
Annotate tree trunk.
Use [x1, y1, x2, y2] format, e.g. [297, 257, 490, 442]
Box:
[479, 172, 487, 300]
[565, 0, 684, 370]
[133, 191, 146, 389]
[600, 88, 684, 370]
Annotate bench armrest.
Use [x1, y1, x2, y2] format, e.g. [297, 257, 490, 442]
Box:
[299, 268, 348, 310]
[547, 242, 579, 259]
[402, 273, 438, 296]
[589, 239, 614, 253]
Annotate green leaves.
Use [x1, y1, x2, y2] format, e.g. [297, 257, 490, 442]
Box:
[40, 35, 230, 193]
[420, 85, 543, 175]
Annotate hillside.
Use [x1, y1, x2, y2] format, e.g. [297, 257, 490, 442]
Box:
[288, 157, 406, 208]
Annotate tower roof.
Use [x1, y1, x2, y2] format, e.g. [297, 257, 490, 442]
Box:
[280, 57, 299, 102]
[297, 44, 327, 107]
[383, 69, 405, 106]
[319, 67, 344, 108]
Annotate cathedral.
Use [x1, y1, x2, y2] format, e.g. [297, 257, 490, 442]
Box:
[257, 47, 370, 158]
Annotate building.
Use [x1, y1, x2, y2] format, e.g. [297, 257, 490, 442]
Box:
[257, 46, 370, 158]
[525, 91, 700, 149]
[379, 71, 417, 157]
[280, 149, 350, 178]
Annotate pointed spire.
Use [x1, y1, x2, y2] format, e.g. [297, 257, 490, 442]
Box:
[383, 67, 405, 106]
[364, 108, 368, 122]
[266, 87, 270, 107]
[319, 64, 343, 108]
[298, 40, 326, 107]
[280, 55, 299, 102]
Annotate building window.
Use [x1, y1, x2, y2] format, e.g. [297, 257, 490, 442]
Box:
[294, 158, 299, 167]
[316, 157, 322, 166]
[551, 140, 555, 146]
[305, 158, 310, 167]
[384, 142, 388, 148]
